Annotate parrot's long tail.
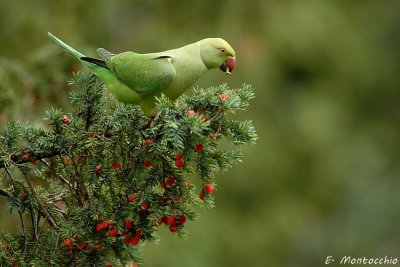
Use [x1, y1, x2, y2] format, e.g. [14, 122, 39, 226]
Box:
[48, 32, 109, 70]
[48, 32, 85, 59]
[48, 32, 146, 112]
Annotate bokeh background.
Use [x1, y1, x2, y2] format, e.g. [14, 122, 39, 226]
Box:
[1, 1, 400, 266]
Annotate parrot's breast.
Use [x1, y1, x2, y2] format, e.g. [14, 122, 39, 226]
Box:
[161, 43, 208, 100]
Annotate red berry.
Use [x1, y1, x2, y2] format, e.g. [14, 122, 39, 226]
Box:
[64, 239, 72, 248]
[175, 153, 184, 160]
[178, 214, 187, 225]
[204, 183, 215, 194]
[169, 224, 177, 233]
[96, 223, 104, 233]
[106, 264, 113, 267]
[131, 236, 140, 246]
[76, 156, 82, 164]
[95, 243, 103, 250]
[124, 235, 140, 246]
[63, 156, 72, 165]
[135, 229, 143, 238]
[145, 139, 153, 145]
[182, 181, 189, 187]
[112, 162, 122, 170]
[219, 93, 229, 101]
[96, 220, 110, 233]
[95, 165, 101, 174]
[128, 194, 136, 203]
[62, 115, 70, 125]
[109, 228, 118, 237]
[175, 159, 184, 168]
[102, 220, 110, 229]
[165, 215, 176, 226]
[20, 192, 27, 202]
[195, 143, 203, 153]
[22, 154, 30, 161]
[165, 178, 175, 187]
[199, 193, 205, 201]
[140, 201, 148, 211]
[77, 242, 90, 252]
[124, 219, 134, 230]
[143, 160, 151, 168]
[187, 110, 196, 116]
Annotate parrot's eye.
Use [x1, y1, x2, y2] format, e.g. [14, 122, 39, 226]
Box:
[220, 48, 226, 54]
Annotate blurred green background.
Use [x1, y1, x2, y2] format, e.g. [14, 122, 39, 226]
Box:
[1, 0, 400, 266]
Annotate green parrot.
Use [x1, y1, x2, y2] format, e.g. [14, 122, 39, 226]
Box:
[48, 32, 236, 115]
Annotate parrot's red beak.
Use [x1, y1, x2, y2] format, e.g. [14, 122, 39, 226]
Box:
[219, 57, 236, 74]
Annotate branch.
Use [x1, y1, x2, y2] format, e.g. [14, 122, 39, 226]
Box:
[23, 173, 60, 230]
[0, 149, 59, 169]
[0, 188, 17, 201]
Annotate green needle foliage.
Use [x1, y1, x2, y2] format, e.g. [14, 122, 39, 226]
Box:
[0, 72, 256, 266]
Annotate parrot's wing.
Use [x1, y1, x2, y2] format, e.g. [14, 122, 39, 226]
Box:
[97, 48, 115, 64]
[110, 52, 176, 95]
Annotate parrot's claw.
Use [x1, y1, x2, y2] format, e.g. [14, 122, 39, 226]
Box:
[149, 112, 161, 128]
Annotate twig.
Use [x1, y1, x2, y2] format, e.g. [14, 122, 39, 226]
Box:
[40, 158, 72, 188]
[29, 207, 39, 241]
[47, 188, 69, 203]
[0, 188, 17, 201]
[18, 211, 28, 254]
[54, 207, 67, 216]
[0, 149, 59, 169]
[23, 173, 60, 230]
[4, 164, 16, 182]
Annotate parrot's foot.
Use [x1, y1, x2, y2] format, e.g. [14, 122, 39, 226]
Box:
[141, 112, 160, 130]
[149, 112, 161, 128]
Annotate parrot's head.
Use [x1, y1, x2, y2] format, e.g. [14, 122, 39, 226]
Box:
[199, 38, 236, 74]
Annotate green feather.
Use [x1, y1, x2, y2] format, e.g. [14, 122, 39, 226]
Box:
[48, 32, 236, 116]
[111, 52, 176, 95]
[97, 48, 114, 63]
